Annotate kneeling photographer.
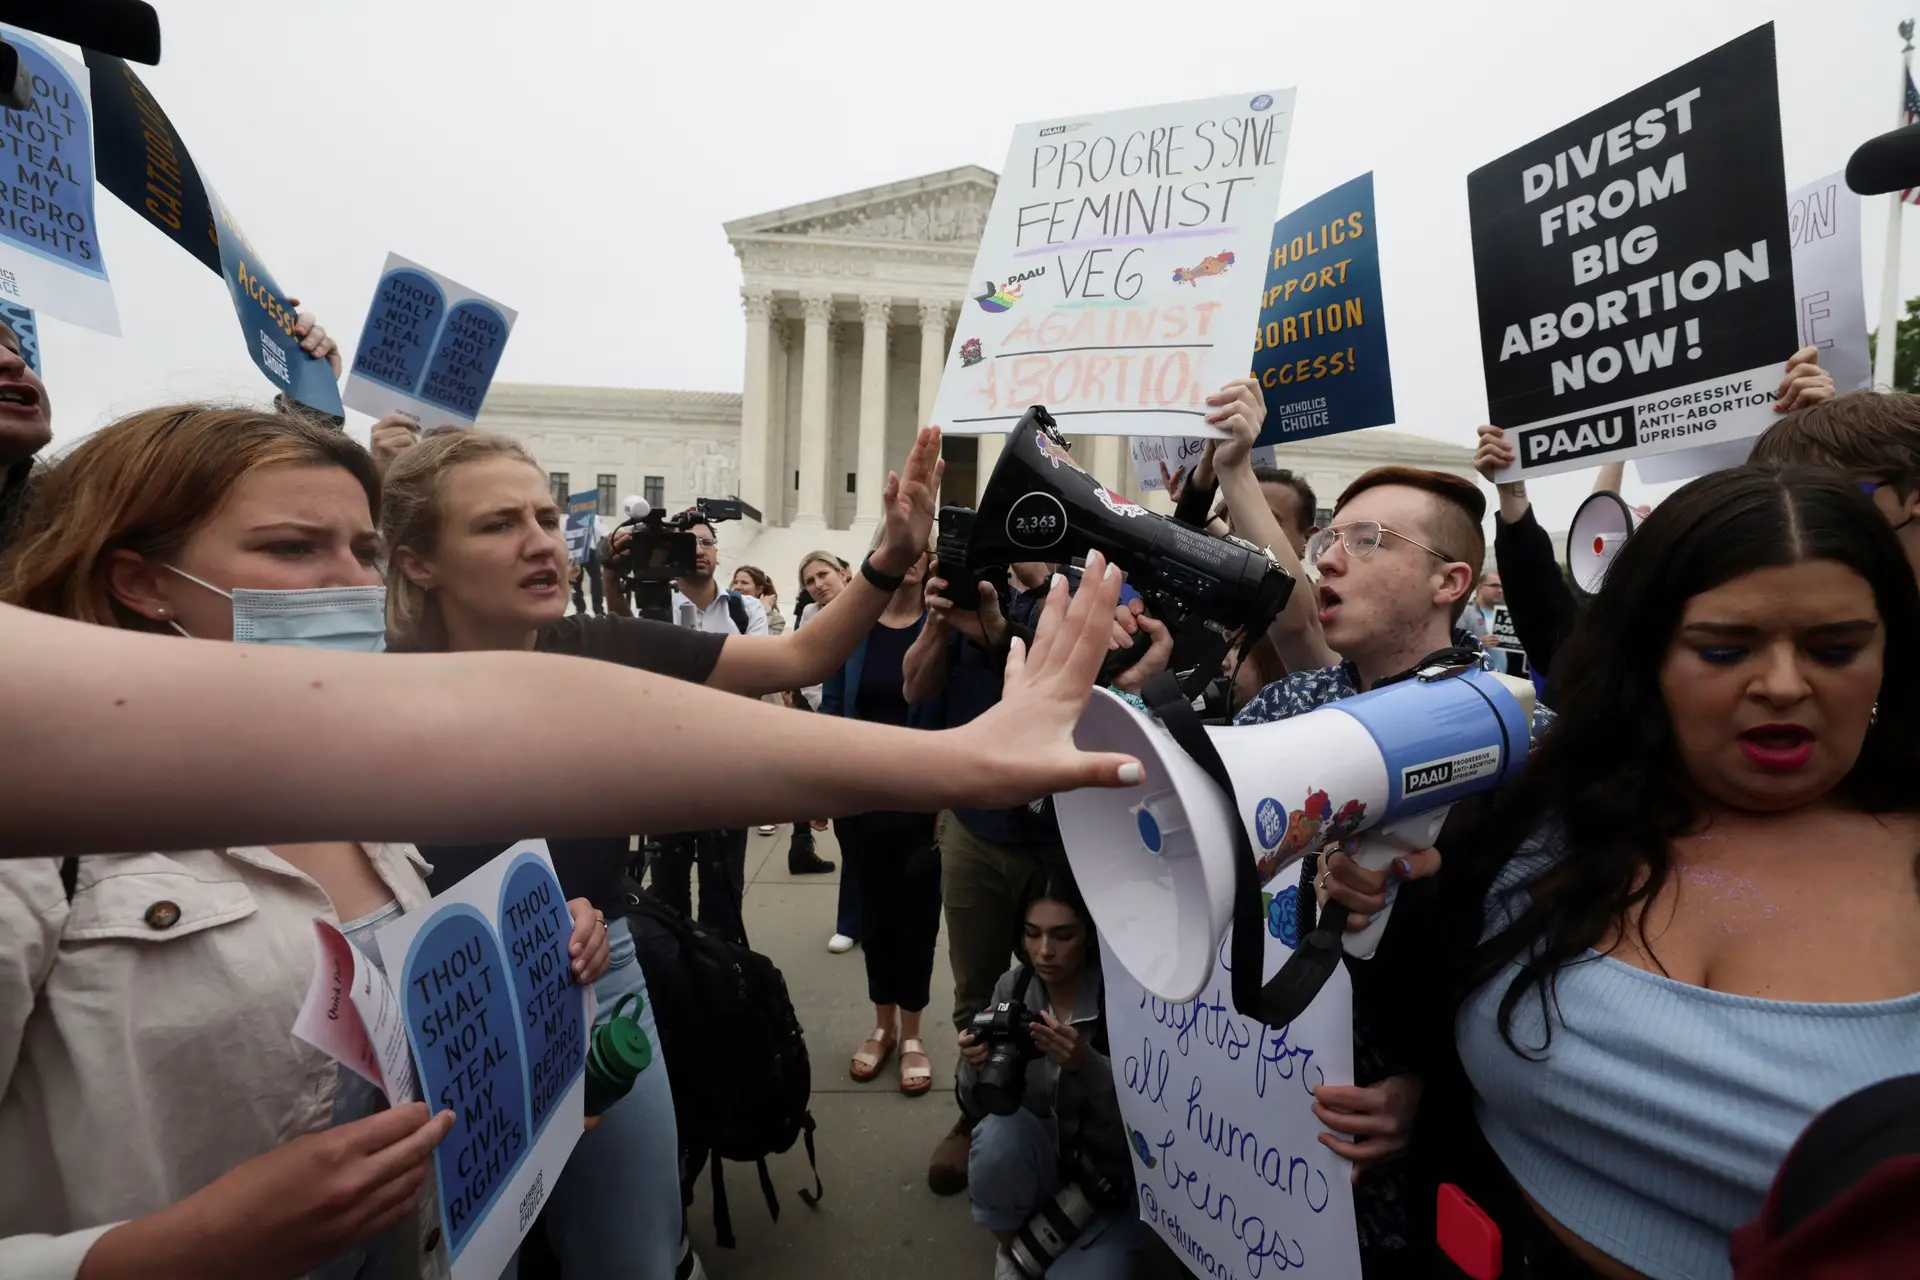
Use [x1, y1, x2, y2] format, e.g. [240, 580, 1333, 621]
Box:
[956, 868, 1151, 1280]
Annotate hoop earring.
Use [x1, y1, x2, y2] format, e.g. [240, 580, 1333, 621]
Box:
[1870, 701, 1880, 729]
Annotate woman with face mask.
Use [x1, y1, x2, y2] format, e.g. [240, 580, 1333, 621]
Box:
[0, 406, 610, 1280]
[1443, 467, 1920, 1280]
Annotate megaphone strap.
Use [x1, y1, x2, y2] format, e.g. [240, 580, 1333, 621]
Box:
[1142, 672, 1344, 1028]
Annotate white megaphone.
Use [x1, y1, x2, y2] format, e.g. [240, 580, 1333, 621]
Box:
[1055, 662, 1536, 1012]
[1568, 490, 1637, 595]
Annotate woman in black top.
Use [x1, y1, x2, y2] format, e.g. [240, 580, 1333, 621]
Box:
[378, 425, 942, 1278]
[819, 552, 944, 1095]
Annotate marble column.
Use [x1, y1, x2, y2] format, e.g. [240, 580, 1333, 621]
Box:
[851, 295, 892, 536]
[737, 287, 775, 520]
[1089, 435, 1123, 494]
[794, 292, 833, 528]
[974, 432, 1006, 491]
[916, 299, 950, 429]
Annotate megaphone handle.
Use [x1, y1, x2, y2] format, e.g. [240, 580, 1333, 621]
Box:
[1338, 808, 1450, 962]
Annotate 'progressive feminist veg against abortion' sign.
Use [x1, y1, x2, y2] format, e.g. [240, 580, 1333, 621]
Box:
[934, 91, 1295, 437]
[1468, 25, 1796, 480]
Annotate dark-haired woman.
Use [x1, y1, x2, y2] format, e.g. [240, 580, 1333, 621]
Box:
[1454, 466, 1920, 1280]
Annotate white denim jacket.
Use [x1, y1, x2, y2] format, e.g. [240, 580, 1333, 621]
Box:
[0, 844, 449, 1280]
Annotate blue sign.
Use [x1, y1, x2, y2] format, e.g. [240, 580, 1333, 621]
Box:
[0, 37, 104, 280]
[0, 302, 41, 374]
[1252, 172, 1394, 447]
[498, 853, 586, 1141]
[421, 299, 511, 419]
[565, 490, 597, 566]
[211, 194, 344, 418]
[351, 267, 445, 393]
[344, 253, 517, 426]
[399, 904, 530, 1260]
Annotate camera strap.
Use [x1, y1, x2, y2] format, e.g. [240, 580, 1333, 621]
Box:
[1142, 671, 1344, 1028]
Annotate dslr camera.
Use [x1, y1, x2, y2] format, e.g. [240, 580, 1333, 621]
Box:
[968, 996, 1043, 1116]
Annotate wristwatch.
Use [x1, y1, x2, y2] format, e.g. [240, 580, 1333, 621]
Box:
[860, 555, 905, 592]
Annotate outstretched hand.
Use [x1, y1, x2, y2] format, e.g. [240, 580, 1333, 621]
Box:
[965, 551, 1143, 803]
[873, 427, 945, 575]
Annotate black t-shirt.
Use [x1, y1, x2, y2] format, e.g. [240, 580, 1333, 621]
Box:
[418, 615, 728, 916]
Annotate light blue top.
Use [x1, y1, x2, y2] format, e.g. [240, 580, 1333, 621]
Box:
[1457, 837, 1920, 1280]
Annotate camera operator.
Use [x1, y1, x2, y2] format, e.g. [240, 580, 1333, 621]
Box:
[642, 512, 764, 944]
[956, 867, 1149, 1280]
[904, 554, 1069, 1194]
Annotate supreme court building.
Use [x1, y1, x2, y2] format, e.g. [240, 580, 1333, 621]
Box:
[476, 165, 1475, 579]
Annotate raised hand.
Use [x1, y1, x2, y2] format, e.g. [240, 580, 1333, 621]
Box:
[873, 427, 945, 575]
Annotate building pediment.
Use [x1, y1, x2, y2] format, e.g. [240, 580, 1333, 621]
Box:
[725, 165, 998, 248]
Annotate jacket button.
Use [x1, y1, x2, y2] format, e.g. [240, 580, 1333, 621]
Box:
[423, 1227, 442, 1253]
[144, 901, 181, 930]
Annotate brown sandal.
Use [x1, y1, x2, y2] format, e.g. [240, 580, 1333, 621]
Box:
[850, 1027, 896, 1082]
[899, 1038, 933, 1096]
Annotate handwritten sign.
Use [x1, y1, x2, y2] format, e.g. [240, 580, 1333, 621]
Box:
[1130, 434, 1210, 494]
[1103, 919, 1360, 1280]
[934, 91, 1295, 438]
[1254, 173, 1395, 447]
[565, 490, 598, 565]
[0, 30, 118, 335]
[346, 252, 517, 426]
[1471, 25, 1796, 480]
[377, 840, 586, 1280]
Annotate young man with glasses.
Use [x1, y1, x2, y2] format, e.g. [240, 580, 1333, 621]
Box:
[1232, 466, 1554, 1280]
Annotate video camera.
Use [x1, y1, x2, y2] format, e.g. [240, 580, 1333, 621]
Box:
[935, 406, 1293, 700]
[610, 495, 759, 623]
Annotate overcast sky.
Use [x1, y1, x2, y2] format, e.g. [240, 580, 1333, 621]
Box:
[21, 0, 1919, 529]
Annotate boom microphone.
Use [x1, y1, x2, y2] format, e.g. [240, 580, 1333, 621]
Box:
[1846, 122, 1920, 196]
[1056, 659, 1535, 1023]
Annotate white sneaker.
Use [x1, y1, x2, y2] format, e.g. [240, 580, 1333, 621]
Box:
[676, 1233, 707, 1280]
[757, 824, 777, 835]
[827, 933, 856, 953]
[993, 1249, 1024, 1280]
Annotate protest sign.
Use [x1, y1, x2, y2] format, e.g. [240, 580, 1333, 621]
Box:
[565, 491, 598, 565]
[346, 253, 517, 425]
[83, 54, 341, 415]
[1469, 25, 1796, 481]
[376, 840, 587, 1280]
[0, 31, 117, 335]
[1130, 433, 1210, 494]
[1488, 604, 1530, 677]
[0, 300, 41, 374]
[1253, 172, 1394, 447]
[933, 91, 1295, 438]
[1103, 913, 1360, 1280]
[1636, 169, 1870, 485]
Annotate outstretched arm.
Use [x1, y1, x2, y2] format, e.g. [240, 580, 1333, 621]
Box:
[0, 556, 1140, 858]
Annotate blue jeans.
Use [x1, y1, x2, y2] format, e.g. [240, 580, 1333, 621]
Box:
[507, 916, 684, 1278]
[969, 1109, 1154, 1279]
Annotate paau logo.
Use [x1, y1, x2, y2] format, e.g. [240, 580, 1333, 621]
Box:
[1519, 406, 1638, 468]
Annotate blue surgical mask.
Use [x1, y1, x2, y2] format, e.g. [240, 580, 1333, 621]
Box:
[166, 566, 389, 652]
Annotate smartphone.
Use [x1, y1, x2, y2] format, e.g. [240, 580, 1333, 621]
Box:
[1436, 1184, 1502, 1280]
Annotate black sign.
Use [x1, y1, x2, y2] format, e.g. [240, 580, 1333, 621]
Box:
[1468, 26, 1795, 446]
[83, 53, 221, 275]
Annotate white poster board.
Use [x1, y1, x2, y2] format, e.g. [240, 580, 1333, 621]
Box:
[0, 30, 119, 334]
[933, 91, 1295, 437]
[1131, 434, 1211, 493]
[345, 252, 518, 426]
[1103, 921, 1361, 1279]
[1635, 168, 1870, 485]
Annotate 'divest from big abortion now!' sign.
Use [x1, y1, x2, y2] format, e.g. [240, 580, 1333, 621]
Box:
[1468, 25, 1796, 481]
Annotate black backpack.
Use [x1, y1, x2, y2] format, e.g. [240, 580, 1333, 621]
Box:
[623, 889, 821, 1248]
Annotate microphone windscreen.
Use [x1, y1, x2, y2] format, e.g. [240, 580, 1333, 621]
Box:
[1847, 123, 1920, 195]
[624, 496, 650, 518]
[4, 1, 163, 64]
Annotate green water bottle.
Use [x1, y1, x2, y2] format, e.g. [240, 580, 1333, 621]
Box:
[584, 992, 653, 1116]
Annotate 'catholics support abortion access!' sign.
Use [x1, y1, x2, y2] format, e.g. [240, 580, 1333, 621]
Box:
[345, 253, 517, 425]
[375, 841, 588, 1280]
[1468, 24, 1796, 480]
[1104, 925, 1361, 1280]
[933, 90, 1295, 438]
